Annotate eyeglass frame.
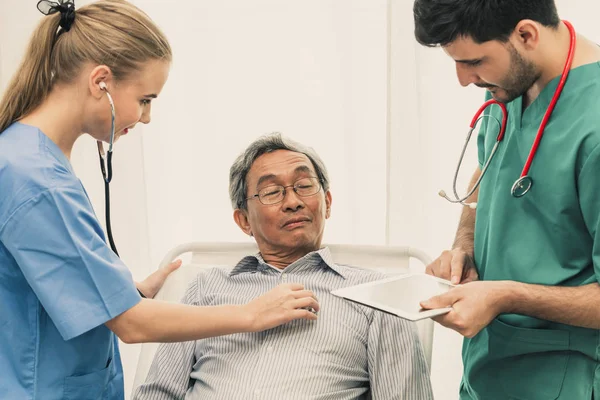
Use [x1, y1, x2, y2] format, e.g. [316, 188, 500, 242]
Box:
[244, 176, 325, 206]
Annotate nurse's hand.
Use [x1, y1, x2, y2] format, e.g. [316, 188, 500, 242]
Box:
[136, 259, 183, 299]
[243, 283, 320, 332]
[425, 248, 479, 285]
[420, 281, 509, 338]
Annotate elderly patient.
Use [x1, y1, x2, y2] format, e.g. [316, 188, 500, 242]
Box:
[134, 134, 433, 399]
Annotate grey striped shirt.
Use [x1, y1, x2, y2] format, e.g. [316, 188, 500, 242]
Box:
[133, 247, 433, 400]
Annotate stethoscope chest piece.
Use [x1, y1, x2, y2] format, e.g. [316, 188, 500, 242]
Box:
[511, 176, 533, 197]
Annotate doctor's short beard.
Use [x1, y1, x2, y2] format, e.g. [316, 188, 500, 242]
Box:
[479, 43, 542, 104]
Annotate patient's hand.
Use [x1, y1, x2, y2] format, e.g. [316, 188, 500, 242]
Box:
[426, 248, 478, 284]
[243, 283, 320, 331]
[136, 259, 183, 299]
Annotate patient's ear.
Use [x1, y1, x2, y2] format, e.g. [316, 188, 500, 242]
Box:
[325, 191, 332, 219]
[234, 209, 253, 236]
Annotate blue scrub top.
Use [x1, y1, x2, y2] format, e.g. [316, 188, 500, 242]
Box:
[0, 123, 141, 399]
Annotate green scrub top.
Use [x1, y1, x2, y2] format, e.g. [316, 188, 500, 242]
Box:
[461, 62, 600, 400]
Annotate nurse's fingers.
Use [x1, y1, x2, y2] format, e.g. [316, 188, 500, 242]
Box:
[291, 289, 318, 301]
[137, 259, 183, 298]
[291, 296, 321, 313]
[150, 259, 183, 281]
[245, 285, 321, 331]
[284, 283, 306, 291]
[290, 309, 319, 321]
[164, 259, 183, 273]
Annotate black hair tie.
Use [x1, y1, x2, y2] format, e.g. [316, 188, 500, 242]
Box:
[37, 0, 76, 32]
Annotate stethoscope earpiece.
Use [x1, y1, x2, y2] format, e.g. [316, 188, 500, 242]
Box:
[439, 189, 477, 209]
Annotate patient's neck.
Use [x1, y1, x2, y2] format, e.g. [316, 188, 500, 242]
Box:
[259, 245, 320, 269]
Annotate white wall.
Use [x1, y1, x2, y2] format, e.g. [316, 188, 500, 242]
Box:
[387, 2, 480, 396]
[135, 0, 390, 263]
[1, 1, 599, 399]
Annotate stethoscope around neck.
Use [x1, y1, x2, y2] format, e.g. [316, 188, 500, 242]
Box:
[95, 85, 147, 298]
[96, 81, 119, 257]
[440, 20, 577, 209]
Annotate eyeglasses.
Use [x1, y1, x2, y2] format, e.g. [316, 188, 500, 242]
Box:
[246, 177, 323, 206]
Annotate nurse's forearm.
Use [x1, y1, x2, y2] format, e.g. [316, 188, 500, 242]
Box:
[106, 299, 252, 344]
[452, 167, 481, 255]
[500, 282, 600, 329]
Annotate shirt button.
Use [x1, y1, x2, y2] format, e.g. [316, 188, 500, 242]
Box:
[281, 273, 287, 281]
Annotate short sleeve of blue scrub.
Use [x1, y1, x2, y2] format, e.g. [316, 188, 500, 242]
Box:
[0, 122, 141, 399]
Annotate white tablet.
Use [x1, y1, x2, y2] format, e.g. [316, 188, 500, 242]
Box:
[331, 273, 455, 321]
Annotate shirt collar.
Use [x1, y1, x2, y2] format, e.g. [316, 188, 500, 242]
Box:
[229, 246, 347, 279]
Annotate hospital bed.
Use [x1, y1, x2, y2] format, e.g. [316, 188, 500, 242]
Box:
[132, 242, 435, 391]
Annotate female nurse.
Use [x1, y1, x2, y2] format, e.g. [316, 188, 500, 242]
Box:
[0, 1, 319, 398]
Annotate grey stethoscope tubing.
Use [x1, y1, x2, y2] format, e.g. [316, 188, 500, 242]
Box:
[439, 20, 576, 209]
[96, 81, 119, 257]
[439, 100, 508, 209]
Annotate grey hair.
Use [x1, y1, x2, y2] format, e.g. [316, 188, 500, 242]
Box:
[229, 133, 331, 210]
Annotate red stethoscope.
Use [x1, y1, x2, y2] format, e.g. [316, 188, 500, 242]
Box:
[440, 20, 576, 209]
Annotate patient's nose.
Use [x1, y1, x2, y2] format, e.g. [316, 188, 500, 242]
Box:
[282, 188, 304, 211]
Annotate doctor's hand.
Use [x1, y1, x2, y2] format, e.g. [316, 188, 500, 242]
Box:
[420, 281, 509, 338]
[243, 283, 320, 332]
[136, 259, 183, 299]
[426, 248, 479, 285]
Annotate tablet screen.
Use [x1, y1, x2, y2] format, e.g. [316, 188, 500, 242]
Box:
[332, 274, 454, 320]
[359, 275, 452, 314]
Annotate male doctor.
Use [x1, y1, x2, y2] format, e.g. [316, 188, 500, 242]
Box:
[414, 0, 600, 399]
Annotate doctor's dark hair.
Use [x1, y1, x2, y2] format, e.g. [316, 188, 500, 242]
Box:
[414, 0, 561, 47]
[229, 133, 331, 210]
[0, 0, 171, 133]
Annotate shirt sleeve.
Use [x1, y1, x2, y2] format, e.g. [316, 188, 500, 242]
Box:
[0, 185, 140, 341]
[133, 277, 200, 400]
[577, 144, 600, 283]
[367, 312, 434, 399]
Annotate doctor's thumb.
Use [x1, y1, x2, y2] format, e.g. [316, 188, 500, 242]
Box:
[420, 293, 450, 310]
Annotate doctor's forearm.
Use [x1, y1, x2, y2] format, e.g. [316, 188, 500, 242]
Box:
[453, 207, 476, 254]
[500, 282, 600, 329]
[452, 168, 481, 254]
[106, 299, 252, 344]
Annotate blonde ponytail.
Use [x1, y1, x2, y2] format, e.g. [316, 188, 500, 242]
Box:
[0, 0, 172, 134]
[0, 14, 61, 133]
